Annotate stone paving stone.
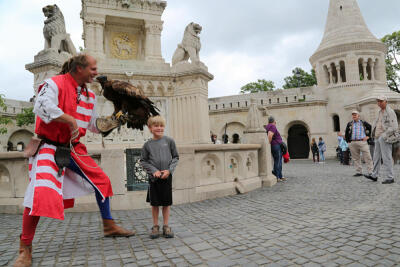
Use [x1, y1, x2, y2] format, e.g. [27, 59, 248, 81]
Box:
[3, 160, 400, 266]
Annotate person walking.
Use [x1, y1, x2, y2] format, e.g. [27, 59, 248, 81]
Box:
[318, 137, 326, 163]
[311, 138, 319, 163]
[265, 116, 286, 182]
[364, 95, 399, 184]
[345, 110, 373, 177]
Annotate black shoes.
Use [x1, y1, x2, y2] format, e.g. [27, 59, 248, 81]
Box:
[353, 173, 363, 177]
[364, 174, 377, 182]
[382, 179, 394, 184]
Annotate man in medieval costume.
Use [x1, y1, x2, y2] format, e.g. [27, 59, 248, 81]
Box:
[14, 54, 135, 267]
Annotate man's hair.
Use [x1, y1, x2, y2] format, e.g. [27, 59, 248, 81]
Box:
[59, 54, 90, 74]
[147, 115, 166, 127]
[268, 116, 275, 123]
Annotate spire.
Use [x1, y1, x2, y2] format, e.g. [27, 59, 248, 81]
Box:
[315, 0, 381, 53]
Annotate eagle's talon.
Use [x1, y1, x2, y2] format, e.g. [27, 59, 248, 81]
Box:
[115, 111, 124, 120]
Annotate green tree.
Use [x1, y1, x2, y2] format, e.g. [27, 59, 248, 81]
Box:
[0, 94, 35, 134]
[382, 31, 400, 92]
[282, 67, 317, 89]
[0, 94, 11, 134]
[16, 107, 35, 127]
[240, 79, 275, 94]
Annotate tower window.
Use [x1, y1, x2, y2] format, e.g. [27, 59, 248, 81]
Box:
[340, 6, 342, 10]
[261, 99, 264, 105]
[333, 115, 340, 132]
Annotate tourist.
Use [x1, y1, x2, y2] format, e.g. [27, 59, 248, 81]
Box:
[318, 137, 326, 163]
[364, 95, 399, 184]
[265, 116, 286, 181]
[337, 132, 349, 164]
[344, 110, 373, 176]
[141, 115, 179, 239]
[311, 138, 319, 163]
[13, 54, 135, 267]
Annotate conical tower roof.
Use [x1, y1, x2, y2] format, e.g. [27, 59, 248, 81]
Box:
[312, 0, 384, 59]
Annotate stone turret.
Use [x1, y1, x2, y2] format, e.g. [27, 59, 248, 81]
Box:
[310, 0, 387, 87]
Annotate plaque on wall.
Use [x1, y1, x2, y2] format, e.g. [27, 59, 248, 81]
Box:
[110, 32, 138, 60]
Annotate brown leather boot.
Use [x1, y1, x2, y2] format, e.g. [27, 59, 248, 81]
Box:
[103, 219, 136, 237]
[13, 240, 32, 267]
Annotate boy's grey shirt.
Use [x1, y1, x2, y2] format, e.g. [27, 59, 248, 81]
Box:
[140, 136, 179, 176]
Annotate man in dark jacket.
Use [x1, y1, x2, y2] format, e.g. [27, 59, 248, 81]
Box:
[345, 110, 373, 177]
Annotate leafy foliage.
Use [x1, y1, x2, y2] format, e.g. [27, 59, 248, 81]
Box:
[16, 107, 35, 127]
[282, 68, 317, 89]
[0, 94, 35, 134]
[240, 79, 275, 94]
[382, 31, 400, 92]
[0, 94, 11, 134]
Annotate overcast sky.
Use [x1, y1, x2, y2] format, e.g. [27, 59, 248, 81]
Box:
[0, 0, 399, 101]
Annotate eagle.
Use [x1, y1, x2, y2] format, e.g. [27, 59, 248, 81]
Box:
[96, 76, 159, 135]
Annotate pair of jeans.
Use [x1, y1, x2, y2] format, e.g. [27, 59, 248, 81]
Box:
[319, 151, 325, 161]
[271, 144, 282, 179]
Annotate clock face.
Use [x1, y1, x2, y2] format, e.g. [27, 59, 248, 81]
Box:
[110, 32, 138, 60]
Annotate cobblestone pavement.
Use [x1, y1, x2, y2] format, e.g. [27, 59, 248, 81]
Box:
[2, 160, 400, 266]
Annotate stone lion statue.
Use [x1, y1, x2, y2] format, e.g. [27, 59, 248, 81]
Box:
[172, 22, 202, 65]
[42, 4, 76, 55]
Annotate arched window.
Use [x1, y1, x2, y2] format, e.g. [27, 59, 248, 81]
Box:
[358, 58, 364, 80]
[330, 63, 338, 83]
[339, 61, 346, 82]
[333, 115, 340, 132]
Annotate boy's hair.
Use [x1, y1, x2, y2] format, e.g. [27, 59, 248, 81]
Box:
[147, 115, 165, 127]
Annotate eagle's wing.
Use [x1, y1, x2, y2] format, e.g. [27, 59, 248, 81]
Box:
[110, 80, 145, 97]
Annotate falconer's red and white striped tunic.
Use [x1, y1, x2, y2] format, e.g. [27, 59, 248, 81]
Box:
[23, 73, 113, 220]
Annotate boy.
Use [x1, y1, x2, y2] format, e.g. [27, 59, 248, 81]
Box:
[141, 116, 179, 239]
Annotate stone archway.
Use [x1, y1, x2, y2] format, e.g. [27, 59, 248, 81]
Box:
[219, 122, 245, 143]
[288, 124, 309, 159]
[7, 129, 34, 151]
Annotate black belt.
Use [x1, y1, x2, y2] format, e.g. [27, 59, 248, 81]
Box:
[352, 139, 364, 141]
[38, 136, 79, 147]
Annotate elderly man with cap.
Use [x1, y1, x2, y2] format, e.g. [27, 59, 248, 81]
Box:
[344, 110, 373, 176]
[364, 95, 399, 184]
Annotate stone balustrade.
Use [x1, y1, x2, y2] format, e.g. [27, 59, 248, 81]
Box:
[0, 143, 273, 214]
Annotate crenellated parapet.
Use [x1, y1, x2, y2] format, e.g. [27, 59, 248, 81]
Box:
[208, 86, 326, 113]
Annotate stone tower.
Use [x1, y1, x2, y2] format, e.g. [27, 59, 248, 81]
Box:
[309, 0, 400, 132]
[310, 0, 387, 88]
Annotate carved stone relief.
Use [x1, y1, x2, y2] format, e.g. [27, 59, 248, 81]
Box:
[111, 32, 138, 60]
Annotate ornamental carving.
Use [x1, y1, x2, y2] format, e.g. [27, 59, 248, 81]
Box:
[110, 32, 137, 60]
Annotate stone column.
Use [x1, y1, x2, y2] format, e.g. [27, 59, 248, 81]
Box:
[94, 20, 105, 54]
[327, 66, 333, 84]
[335, 64, 341, 83]
[370, 59, 376, 81]
[243, 99, 276, 187]
[170, 64, 213, 144]
[144, 20, 164, 62]
[362, 60, 368, 81]
[83, 17, 105, 57]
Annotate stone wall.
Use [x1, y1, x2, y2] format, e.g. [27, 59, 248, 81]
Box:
[0, 143, 271, 214]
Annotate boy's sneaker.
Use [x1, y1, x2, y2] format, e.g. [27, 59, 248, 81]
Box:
[162, 225, 174, 238]
[150, 225, 160, 239]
